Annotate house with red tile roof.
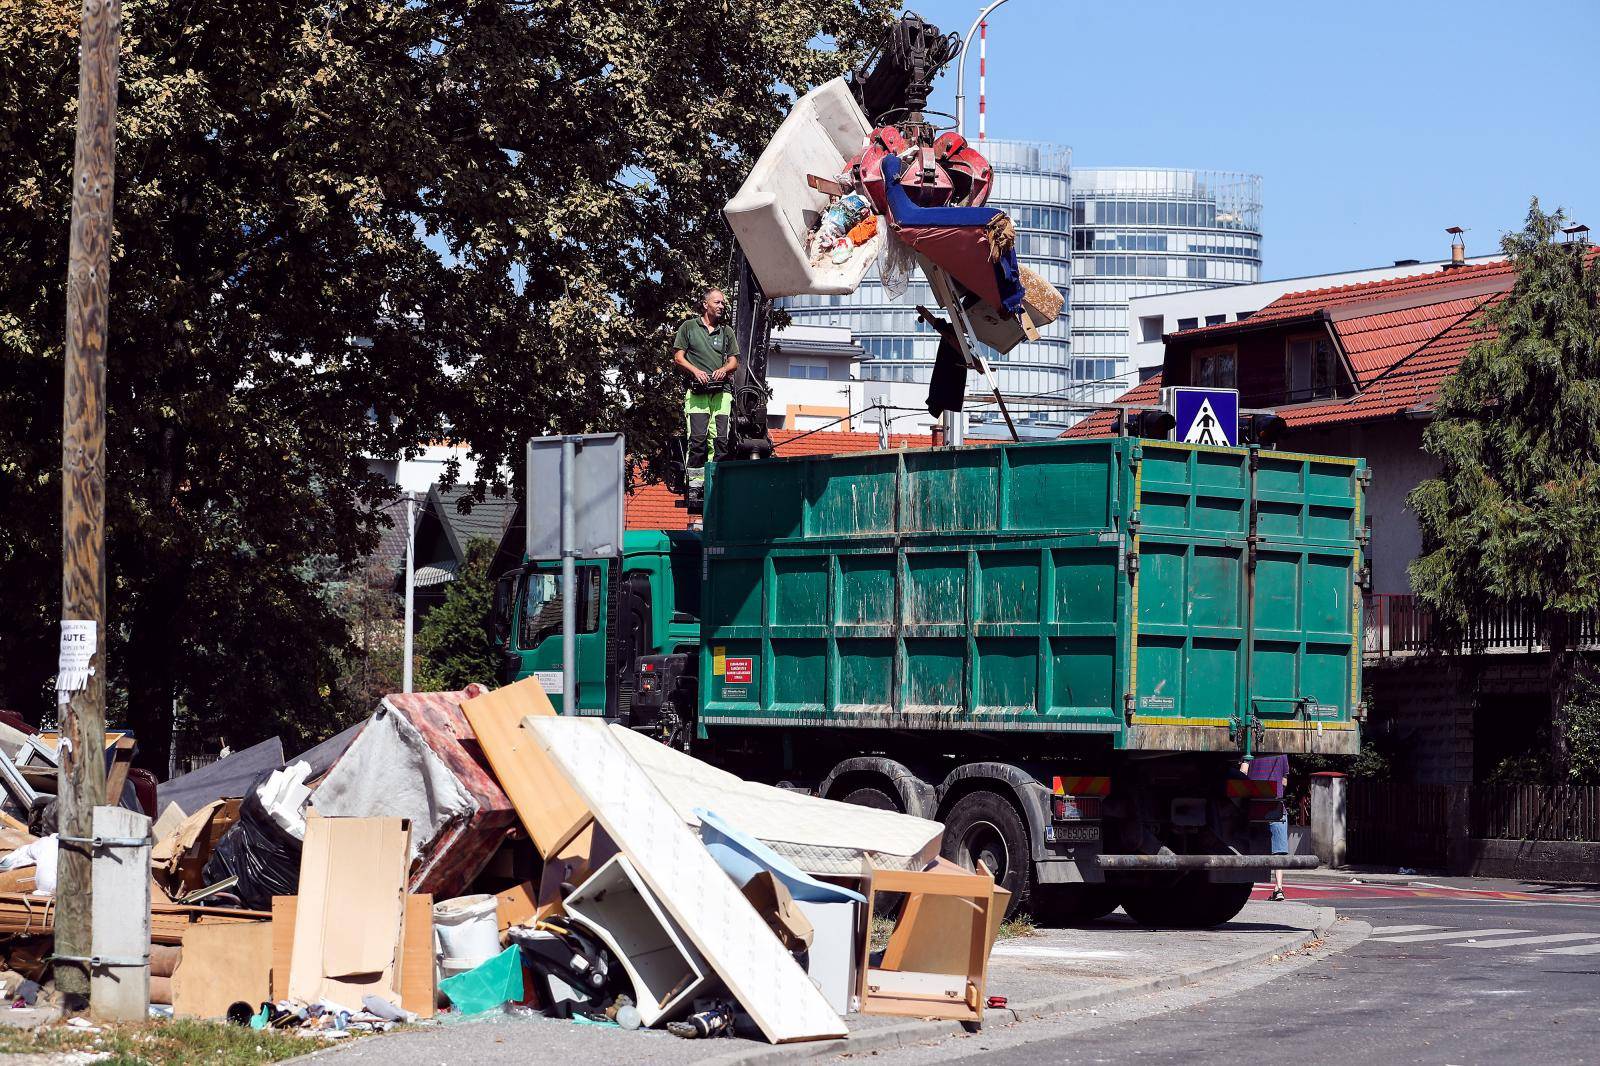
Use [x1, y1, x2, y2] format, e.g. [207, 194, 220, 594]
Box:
[1067, 255, 1600, 789]
[1068, 258, 1517, 602]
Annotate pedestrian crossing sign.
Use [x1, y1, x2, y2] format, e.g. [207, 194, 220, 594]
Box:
[1164, 387, 1239, 447]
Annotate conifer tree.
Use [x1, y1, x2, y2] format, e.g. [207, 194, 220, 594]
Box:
[1410, 201, 1600, 777]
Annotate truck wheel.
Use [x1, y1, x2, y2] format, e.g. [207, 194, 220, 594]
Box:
[941, 791, 1030, 919]
[838, 786, 900, 812]
[1121, 875, 1253, 929]
[1031, 884, 1119, 927]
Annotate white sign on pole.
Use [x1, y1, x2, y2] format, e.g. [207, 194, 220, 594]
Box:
[525, 434, 626, 561]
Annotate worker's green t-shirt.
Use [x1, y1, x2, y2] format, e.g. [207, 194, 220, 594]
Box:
[673, 317, 739, 376]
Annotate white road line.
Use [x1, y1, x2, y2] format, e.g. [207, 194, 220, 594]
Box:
[1454, 933, 1600, 949]
[1368, 924, 1443, 935]
[1537, 941, 1600, 955]
[1369, 928, 1528, 943]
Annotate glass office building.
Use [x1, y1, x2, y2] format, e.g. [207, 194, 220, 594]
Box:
[1070, 169, 1263, 401]
[781, 153, 1262, 427]
[781, 140, 1075, 429]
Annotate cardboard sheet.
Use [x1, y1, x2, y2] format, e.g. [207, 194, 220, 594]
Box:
[461, 679, 588, 858]
[172, 921, 274, 1020]
[287, 814, 410, 1008]
[526, 716, 846, 1044]
[275, 893, 434, 1017]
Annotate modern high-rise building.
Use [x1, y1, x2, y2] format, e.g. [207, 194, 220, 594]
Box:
[1069, 169, 1263, 401]
[779, 150, 1263, 431]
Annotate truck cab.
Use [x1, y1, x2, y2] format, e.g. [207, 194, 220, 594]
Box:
[493, 529, 702, 743]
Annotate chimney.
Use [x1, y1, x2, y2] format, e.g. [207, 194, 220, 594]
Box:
[1446, 226, 1466, 267]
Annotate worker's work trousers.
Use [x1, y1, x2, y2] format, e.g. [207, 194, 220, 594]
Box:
[684, 389, 732, 489]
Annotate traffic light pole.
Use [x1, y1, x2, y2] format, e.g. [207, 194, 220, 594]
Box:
[55, 0, 121, 1013]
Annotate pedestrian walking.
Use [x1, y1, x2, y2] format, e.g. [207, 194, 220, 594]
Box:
[1242, 754, 1291, 901]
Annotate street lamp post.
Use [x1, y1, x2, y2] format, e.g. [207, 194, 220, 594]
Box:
[953, 0, 1013, 139]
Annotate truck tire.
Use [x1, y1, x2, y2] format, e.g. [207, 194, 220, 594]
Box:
[1031, 884, 1120, 927]
[941, 791, 1030, 919]
[838, 786, 900, 812]
[1120, 875, 1253, 929]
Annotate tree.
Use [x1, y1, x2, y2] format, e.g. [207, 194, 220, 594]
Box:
[415, 536, 498, 692]
[1409, 201, 1600, 779]
[0, 0, 895, 762]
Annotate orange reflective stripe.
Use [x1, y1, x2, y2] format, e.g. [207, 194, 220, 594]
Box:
[1052, 775, 1111, 797]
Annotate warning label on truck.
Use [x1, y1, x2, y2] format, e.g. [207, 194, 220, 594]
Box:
[1138, 695, 1176, 710]
[724, 657, 753, 684]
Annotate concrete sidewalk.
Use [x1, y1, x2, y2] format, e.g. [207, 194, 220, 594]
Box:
[294, 900, 1339, 1066]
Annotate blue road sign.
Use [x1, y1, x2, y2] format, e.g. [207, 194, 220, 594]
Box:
[1166, 387, 1239, 447]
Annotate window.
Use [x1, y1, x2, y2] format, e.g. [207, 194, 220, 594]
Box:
[1235, 310, 1253, 322]
[1177, 317, 1199, 332]
[1191, 345, 1237, 388]
[1287, 335, 1338, 400]
[1138, 316, 1164, 342]
[787, 358, 829, 380]
[518, 566, 602, 649]
[1205, 314, 1226, 327]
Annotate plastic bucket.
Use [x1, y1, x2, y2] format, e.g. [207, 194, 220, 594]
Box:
[433, 894, 501, 964]
[436, 956, 480, 984]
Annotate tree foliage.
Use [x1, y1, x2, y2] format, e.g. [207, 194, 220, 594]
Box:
[1409, 201, 1600, 775]
[0, 0, 896, 762]
[415, 536, 498, 692]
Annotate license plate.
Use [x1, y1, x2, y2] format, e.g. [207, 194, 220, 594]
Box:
[1054, 824, 1100, 843]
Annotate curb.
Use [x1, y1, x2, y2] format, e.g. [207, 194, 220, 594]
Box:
[1292, 867, 1422, 886]
[703, 906, 1347, 1066]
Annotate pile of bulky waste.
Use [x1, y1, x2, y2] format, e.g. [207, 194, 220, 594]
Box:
[0, 678, 1009, 1045]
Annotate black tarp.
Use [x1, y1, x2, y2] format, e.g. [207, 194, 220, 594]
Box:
[156, 736, 284, 816]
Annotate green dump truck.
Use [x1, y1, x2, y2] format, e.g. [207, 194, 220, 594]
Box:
[494, 435, 1366, 926]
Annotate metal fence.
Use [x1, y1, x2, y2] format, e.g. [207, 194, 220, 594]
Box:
[1472, 784, 1600, 843]
[1364, 593, 1600, 658]
[1347, 779, 1450, 869]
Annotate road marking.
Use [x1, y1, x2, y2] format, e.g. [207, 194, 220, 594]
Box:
[1537, 941, 1600, 955]
[1454, 933, 1600, 949]
[1369, 928, 1528, 943]
[1368, 924, 1442, 935]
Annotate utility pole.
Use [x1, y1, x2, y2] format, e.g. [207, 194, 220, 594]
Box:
[403, 495, 416, 692]
[55, 0, 121, 1014]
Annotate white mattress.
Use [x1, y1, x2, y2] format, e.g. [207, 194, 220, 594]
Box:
[609, 726, 943, 875]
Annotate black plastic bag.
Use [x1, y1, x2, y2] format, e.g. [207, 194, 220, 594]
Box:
[201, 770, 303, 909]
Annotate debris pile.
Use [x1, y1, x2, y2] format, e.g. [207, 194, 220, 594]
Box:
[0, 677, 1006, 1044]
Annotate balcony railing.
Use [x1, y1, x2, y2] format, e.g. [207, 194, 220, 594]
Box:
[1364, 593, 1600, 658]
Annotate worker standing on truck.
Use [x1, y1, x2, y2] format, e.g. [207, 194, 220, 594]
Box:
[672, 288, 740, 495]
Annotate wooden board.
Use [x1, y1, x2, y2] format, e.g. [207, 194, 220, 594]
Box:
[525, 716, 846, 1044]
[271, 897, 297, 1002]
[171, 921, 273, 1020]
[495, 881, 538, 935]
[461, 679, 588, 859]
[399, 894, 436, 1019]
[287, 814, 410, 1008]
[90, 805, 151, 1023]
[882, 866, 1008, 974]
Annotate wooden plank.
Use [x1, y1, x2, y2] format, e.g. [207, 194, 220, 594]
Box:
[461, 679, 588, 859]
[495, 881, 539, 935]
[525, 716, 845, 1044]
[399, 894, 436, 1019]
[271, 897, 297, 1001]
[90, 805, 151, 1022]
[104, 736, 136, 803]
[171, 921, 273, 1020]
[287, 814, 410, 1008]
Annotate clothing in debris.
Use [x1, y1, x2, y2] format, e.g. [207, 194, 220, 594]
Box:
[925, 315, 967, 417]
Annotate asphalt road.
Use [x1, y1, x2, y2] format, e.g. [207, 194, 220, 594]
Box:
[850, 876, 1600, 1066]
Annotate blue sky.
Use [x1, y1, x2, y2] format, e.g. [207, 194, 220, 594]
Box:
[904, 0, 1596, 279]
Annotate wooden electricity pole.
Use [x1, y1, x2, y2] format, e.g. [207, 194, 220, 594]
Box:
[56, 0, 121, 1013]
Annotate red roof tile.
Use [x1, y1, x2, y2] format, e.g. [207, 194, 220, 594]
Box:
[624, 429, 934, 530]
[1061, 375, 1164, 438]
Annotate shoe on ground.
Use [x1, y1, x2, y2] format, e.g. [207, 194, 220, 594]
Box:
[1269, 888, 1286, 902]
